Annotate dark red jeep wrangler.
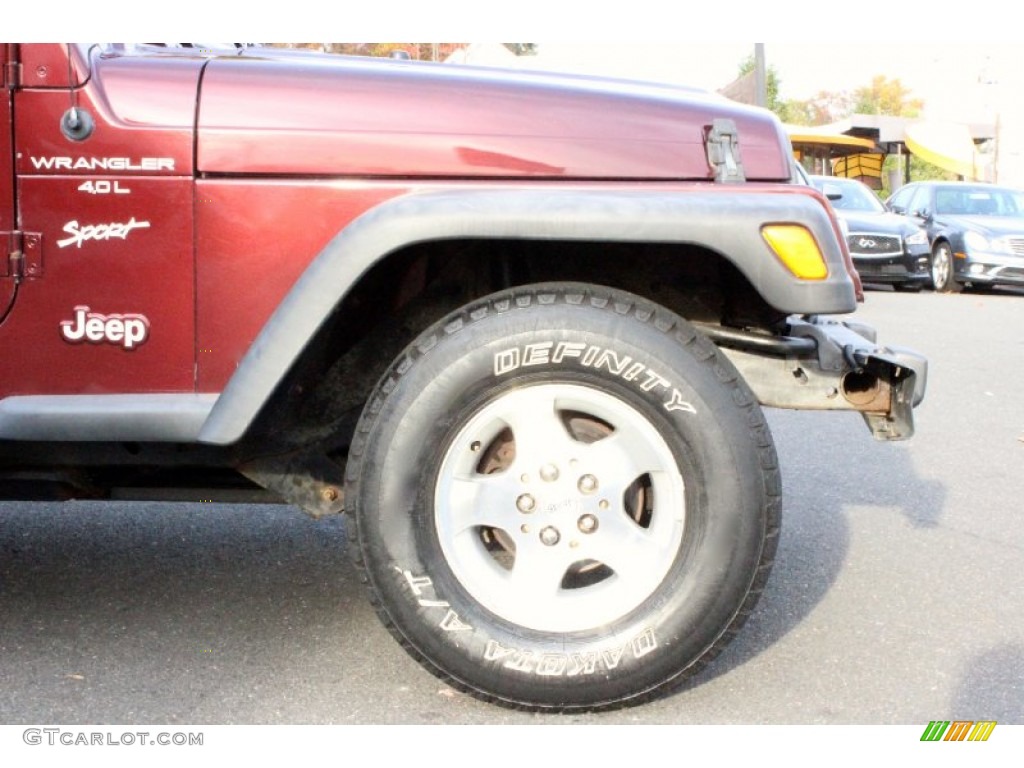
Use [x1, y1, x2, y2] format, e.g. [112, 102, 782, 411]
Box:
[0, 43, 926, 710]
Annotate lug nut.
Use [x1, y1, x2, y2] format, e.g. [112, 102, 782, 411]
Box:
[516, 494, 536, 513]
[540, 463, 560, 482]
[577, 514, 599, 534]
[599, 499, 610, 510]
[539, 526, 561, 546]
[577, 474, 598, 494]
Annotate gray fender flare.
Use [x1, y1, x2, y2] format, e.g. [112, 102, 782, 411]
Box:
[198, 187, 856, 445]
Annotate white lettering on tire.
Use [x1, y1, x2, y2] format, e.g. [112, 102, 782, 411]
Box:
[397, 568, 474, 633]
[494, 343, 696, 415]
[397, 566, 659, 669]
[481, 628, 658, 677]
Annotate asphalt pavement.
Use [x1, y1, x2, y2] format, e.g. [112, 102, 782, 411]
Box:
[1, 287, 1022, 725]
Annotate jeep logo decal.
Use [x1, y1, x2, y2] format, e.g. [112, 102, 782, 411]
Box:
[60, 306, 150, 350]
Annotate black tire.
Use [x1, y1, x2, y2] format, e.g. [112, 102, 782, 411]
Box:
[346, 283, 780, 710]
[930, 242, 961, 293]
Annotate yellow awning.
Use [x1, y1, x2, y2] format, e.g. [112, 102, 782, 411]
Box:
[786, 130, 877, 151]
[833, 153, 885, 179]
[904, 121, 977, 179]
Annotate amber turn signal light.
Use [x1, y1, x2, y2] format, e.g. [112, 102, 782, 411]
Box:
[761, 225, 829, 280]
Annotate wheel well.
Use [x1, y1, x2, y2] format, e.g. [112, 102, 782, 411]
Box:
[240, 237, 784, 455]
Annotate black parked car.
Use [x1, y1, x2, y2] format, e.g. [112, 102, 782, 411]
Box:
[811, 176, 931, 291]
[886, 181, 1024, 293]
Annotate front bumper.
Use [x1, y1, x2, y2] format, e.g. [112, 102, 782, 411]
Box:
[702, 316, 928, 441]
[852, 247, 931, 286]
[956, 250, 1024, 286]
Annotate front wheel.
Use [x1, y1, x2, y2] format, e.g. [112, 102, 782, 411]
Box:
[347, 284, 780, 710]
[931, 242, 961, 293]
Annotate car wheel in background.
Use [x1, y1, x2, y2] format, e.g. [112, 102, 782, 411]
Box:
[930, 242, 961, 293]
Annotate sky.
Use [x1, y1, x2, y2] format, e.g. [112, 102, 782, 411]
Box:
[455, 43, 1018, 128]
[14, 2, 1022, 154]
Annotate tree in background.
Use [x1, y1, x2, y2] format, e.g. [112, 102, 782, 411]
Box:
[737, 59, 955, 192]
[852, 75, 923, 117]
[756, 71, 922, 126]
[270, 43, 466, 61]
[783, 90, 853, 126]
[735, 55, 791, 119]
[845, 75, 951, 191]
[271, 43, 535, 61]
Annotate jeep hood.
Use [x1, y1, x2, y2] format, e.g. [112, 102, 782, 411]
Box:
[196, 53, 793, 181]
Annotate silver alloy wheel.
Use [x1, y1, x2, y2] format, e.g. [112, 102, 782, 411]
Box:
[931, 243, 952, 290]
[434, 383, 686, 633]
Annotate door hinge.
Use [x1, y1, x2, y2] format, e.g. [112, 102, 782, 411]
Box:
[4, 44, 21, 89]
[705, 118, 746, 183]
[3, 231, 43, 279]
